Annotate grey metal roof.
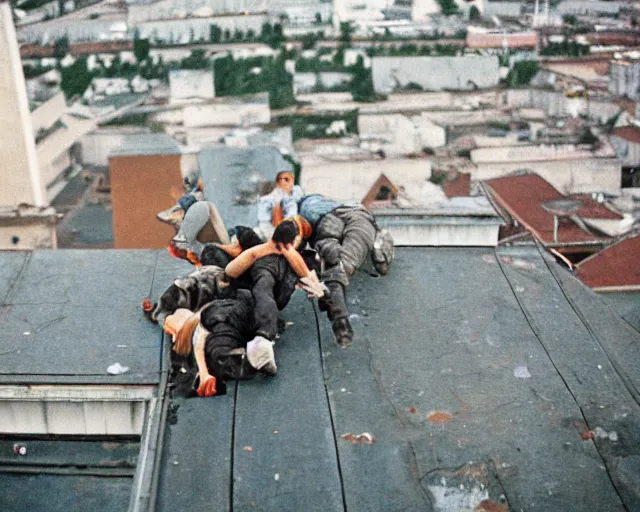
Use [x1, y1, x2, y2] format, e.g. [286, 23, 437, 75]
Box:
[156, 246, 640, 512]
[198, 145, 293, 229]
[1, 247, 640, 510]
[108, 133, 183, 158]
[0, 250, 191, 385]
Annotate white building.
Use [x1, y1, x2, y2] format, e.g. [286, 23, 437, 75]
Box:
[371, 56, 500, 94]
[169, 69, 215, 104]
[0, 2, 57, 249]
[609, 57, 640, 101]
[471, 144, 622, 195]
[358, 113, 446, 155]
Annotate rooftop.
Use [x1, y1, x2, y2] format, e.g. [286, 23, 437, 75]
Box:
[576, 232, 640, 291]
[108, 133, 183, 158]
[3, 246, 640, 510]
[484, 173, 620, 247]
[612, 126, 640, 145]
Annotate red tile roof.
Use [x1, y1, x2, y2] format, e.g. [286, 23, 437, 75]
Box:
[612, 126, 640, 145]
[484, 173, 618, 246]
[466, 31, 538, 49]
[576, 233, 640, 290]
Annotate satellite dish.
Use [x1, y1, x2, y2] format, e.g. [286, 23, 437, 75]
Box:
[541, 199, 582, 216]
[541, 199, 582, 243]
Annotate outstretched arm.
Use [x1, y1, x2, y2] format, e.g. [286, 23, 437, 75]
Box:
[225, 242, 279, 278]
[193, 324, 217, 397]
[281, 243, 313, 279]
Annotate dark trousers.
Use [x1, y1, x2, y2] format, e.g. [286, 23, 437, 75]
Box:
[205, 332, 256, 381]
[250, 255, 298, 340]
[315, 206, 376, 322]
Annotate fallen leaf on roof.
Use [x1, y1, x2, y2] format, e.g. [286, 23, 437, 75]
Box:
[581, 431, 594, 440]
[409, 407, 417, 414]
[427, 411, 454, 423]
[474, 499, 508, 512]
[341, 433, 376, 444]
[243, 446, 253, 452]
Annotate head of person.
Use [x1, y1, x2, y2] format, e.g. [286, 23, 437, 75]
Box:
[272, 219, 299, 249]
[275, 171, 294, 195]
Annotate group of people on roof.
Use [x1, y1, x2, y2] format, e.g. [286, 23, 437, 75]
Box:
[143, 169, 395, 397]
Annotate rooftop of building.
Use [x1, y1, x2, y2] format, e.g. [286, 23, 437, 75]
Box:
[612, 125, 640, 144]
[2, 244, 640, 510]
[484, 172, 621, 247]
[576, 231, 640, 291]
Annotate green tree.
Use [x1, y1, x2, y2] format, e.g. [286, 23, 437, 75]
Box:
[469, 5, 481, 22]
[60, 57, 92, 99]
[53, 37, 69, 60]
[180, 49, 210, 69]
[339, 21, 354, 45]
[266, 55, 295, 109]
[210, 24, 222, 43]
[351, 56, 378, 102]
[133, 37, 150, 63]
[315, 12, 322, 24]
[562, 14, 577, 25]
[437, 0, 460, 16]
[246, 28, 256, 40]
[234, 28, 244, 40]
[506, 60, 539, 86]
[224, 29, 231, 41]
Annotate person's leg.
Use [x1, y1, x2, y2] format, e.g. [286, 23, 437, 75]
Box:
[197, 202, 230, 245]
[205, 333, 257, 382]
[334, 207, 377, 276]
[251, 268, 280, 341]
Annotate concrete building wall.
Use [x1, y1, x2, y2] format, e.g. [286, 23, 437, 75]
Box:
[30, 92, 66, 136]
[301, 159, 432, 202]
[557, 1, 620, 15]
[0, 2, 46, 207]
[137, 14, 267, 44]
[17, 18, 125, 44]
[610, 136, 640, 167]
[183, 99, 270, 127]
[473, 158, 621, 195]
[0, 221, 57, 250]
[358, 113, 446, 155]
[484, 1, 521, 17]
[378, 220, 500, 247]
[528, 89, 620, 121]
[609, 60, 640, 101]
[109, 154, 184, 248]
[128, 0, 265, 24]
[372, 56, 500, 94]
[293, 72, 353, 94]
[169, 69, 215, 103]
[82, 129, 148, 166]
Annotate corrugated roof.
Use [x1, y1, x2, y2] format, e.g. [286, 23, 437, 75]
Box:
[576, 232, 640, 290]
[612, 126, 640, 144]
[484, 173, 617, 245]
[108, 133, 183, 157]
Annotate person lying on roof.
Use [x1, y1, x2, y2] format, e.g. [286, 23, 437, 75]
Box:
[163, 275, 277, 398]
[294, 194, 395, 347]
[225, 217, 327, 342]
[156, 177, 206, 228]
[256, 170, 304, 240]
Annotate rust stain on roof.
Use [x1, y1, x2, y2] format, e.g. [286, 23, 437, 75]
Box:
[427, 410, 454, 423]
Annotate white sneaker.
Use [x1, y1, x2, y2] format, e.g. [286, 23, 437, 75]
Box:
[246, 336, 277, 375]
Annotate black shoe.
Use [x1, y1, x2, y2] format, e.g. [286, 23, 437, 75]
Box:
[332, 318, 354, 348]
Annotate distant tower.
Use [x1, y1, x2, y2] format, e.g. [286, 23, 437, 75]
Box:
[0, 0, 45, 208]
[533, 0, 539, 26]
